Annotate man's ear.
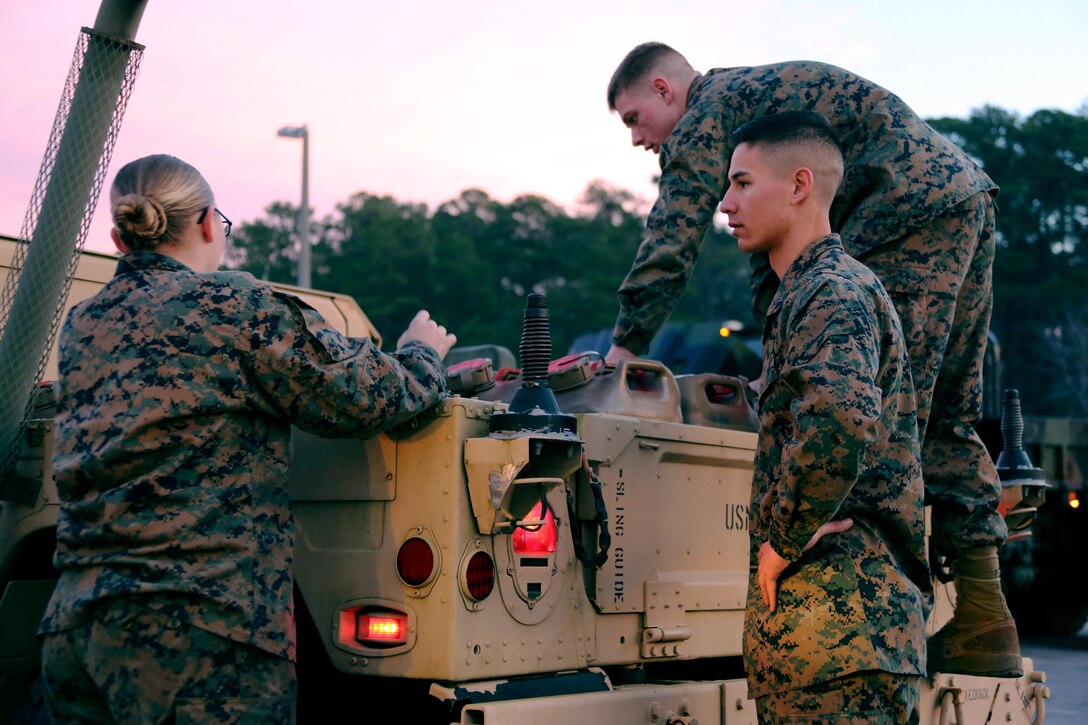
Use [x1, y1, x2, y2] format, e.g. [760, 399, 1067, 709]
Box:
[792, 167, 815, 204]
[651, 76, 674, 104]
[111, 228, 130, 254]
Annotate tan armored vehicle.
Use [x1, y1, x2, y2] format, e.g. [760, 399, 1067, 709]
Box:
[1, 232, 1051, 723]
[0, 1, 1052, 721]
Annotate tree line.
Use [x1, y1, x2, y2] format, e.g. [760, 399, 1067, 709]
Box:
[226, 105, 1088, 417]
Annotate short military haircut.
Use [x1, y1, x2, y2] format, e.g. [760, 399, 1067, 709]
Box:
[731, 111, 845, 198]
[607, 42, 689, 110]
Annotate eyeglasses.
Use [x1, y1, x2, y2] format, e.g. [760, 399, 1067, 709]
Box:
[197, 206, 232, 237]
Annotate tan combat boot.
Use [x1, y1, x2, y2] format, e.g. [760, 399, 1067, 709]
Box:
[928, 546, 1023, 677]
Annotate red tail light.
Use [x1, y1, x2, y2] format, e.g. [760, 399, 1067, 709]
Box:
[464, 550, 495, 602]
[397, 536, 437, 587]
[351, 607, 409, 648]
[513, 502, 557, 554]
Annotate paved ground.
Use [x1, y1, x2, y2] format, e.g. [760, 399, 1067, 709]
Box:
[1021, 623, 1088, 723]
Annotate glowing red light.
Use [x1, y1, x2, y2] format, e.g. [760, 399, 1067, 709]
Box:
[513, 503, 557, 554]
[365, 616, 403, 640]
[355, 610, 408, 647]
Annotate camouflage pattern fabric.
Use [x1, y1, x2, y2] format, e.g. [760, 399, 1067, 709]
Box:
[612, 61, 996, 354]
[611, 61, 1005, 556]
[744, 235, 930, 699]
[42, 597, 296, 724]
[859, 193, 1005, 555]
[38, 251, 447, 665]
[755, 670, 922, 725]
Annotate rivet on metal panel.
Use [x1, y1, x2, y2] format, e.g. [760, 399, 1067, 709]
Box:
[679, 699, 691, 716]
[648, 702, 661, 722]
[735, 698, 745, 710]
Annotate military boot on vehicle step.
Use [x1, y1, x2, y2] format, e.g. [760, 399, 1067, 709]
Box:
[928, 546, 1023, 677]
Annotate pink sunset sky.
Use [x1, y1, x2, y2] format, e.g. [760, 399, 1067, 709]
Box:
[1, 0, 1085, 255]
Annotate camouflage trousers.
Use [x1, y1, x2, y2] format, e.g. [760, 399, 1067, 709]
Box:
[755, 671, 921, 724]
[41, 597, 296, 724]
[858, 192, 1006, 557]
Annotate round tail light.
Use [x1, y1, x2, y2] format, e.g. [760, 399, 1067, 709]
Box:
[397, 536, 437, 587]
[463, 550, 495, 602]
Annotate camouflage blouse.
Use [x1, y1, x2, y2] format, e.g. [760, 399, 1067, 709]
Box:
[39, 252, 447, 660]
[744, 235, 931, 697]
[613, 61, 997, 353]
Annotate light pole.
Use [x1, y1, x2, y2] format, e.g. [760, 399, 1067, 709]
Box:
[276, 124, 310, 287]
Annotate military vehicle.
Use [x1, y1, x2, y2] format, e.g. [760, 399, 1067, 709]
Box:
[0, 229, 1054, 723]
[0, 1, 1053, 722]
[576, 323, 1088, 641]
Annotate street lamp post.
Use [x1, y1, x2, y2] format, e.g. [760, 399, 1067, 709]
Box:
[276, 124, 310, 288]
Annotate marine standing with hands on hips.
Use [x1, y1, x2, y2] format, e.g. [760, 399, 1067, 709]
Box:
[604, 42, 1020, 679]
[37, 154, 456, 723]
[723, 110, 930, 722]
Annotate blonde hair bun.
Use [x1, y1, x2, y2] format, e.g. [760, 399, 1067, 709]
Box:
[113, 193, 169, 243]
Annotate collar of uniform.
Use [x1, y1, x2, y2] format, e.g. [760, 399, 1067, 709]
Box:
[686, 72, 707, 109]
[661, 73, 710, 167]
[765, 234, 843, 317]
[115, 251, 194, 277]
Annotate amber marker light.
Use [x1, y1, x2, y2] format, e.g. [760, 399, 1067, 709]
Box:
[719, 318, 743, 338]
[1068, 491, 1081, 510]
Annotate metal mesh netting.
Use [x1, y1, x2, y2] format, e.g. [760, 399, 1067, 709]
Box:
[0, 28, 143, 481]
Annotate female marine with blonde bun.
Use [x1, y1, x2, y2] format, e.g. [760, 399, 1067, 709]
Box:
[39, 154, 456, 723]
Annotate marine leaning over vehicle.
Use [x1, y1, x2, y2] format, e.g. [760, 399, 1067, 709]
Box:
[603, 42, 1019, 679]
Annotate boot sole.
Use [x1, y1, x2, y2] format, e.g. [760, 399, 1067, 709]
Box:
[928, 654, 1023, 679]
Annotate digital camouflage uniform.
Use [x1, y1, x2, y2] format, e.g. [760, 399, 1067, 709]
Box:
[612, 61, 1004, 557]
[39, 251, 447, 723]
[745, 235, 930, 719]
